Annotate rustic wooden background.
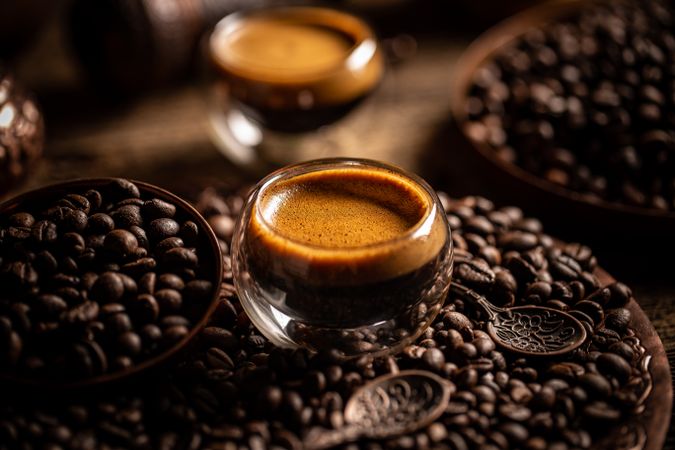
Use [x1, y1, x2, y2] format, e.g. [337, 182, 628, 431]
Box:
[7, 1, 674, 447]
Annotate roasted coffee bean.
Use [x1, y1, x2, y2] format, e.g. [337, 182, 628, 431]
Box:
[108, 179, 141, 201]
[33, 250, 58, 274]
[155, 237, 185, 256]
[550, 255, 582, 280]
[140, 323, 162, 347]
[122, 257, 157, 276]
[143, 199, 177, 220]
[129, 225, 150, 249]
[158, 273, 185, 290]
[526, 281, 552, 301]
[161, 315, 191, 328]
[58, 194, 91, 214]
[155, 289, 183, 313]
[585, 287, 611, 307]
[492, 270, 517, 306]
[206, 347, 235, 371]
[104, 230, 139, 258]
[111, 205, 143, 228]
[498, 231, 538, 251]
[64, 209, 89, 232]
[130, 294, 160, 323]
[574, 300, 605, 324]
[583, 402, 621, 422]
[503, 254, 538, 283]
[208, 215, 235, 242]
[84, 189, 103, 211]
[7, 225, 31, 240]
[91, 272, 125, 303]
[442, 312, 474, 341]
[9, 212, 35, 228]
[65, 301, 100, 324]
[105, 312, 132, 334]
[138, 272, 157, 295]
[607, 282, 632, 308]
[546, 362, 585, 381]
[163, 247, 198, 269]
[202, 327, 238, 350]
[32, 220, 58, 244]
[421, 348, 445, 371]
[596, 353, 632, 383]
[473, 337, 496, 356]
[149, 218, 180, 242]
[34, 294, 68, 316]
[608, 341, 634, 362]
[180, 221, 199, 246]
[604, 308, 631, 333]
[184, 280, 213, 302]
[117, 331, 142, 356]
[62, 232, 87, 255]
[455, 258, 495, 289]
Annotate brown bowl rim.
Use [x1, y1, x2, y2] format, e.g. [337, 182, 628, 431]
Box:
[0, 178, 224, 390]
[450, 0, 675, 221]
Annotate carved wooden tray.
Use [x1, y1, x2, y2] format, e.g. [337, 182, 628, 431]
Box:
[594, 268, 671, 450]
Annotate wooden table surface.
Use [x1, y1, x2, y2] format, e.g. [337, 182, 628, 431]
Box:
[9, 3, 675, 447]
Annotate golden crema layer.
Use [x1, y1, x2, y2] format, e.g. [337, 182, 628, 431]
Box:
[210, 8, 384, 108]
[247, 167, 447, 285]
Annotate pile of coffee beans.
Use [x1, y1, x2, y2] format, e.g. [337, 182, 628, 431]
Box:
[0, 69, 44, 193]
[0, 179, 217, 382]
[464, 0, 675, 211]
[0, 188, 651, 449]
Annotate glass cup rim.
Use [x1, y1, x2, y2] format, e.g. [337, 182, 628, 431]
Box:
[209, 6, 379, 83]
[250, 157, 446, 252]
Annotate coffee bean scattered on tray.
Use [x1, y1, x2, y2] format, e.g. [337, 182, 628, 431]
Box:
[0, 179, 217, 382]
[0, 188, 652, 450]
[463, 0, 675, 212]
[0, 69, 44, 193]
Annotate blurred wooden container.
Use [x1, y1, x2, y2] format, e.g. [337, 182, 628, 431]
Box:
[449, 0, 675, 245]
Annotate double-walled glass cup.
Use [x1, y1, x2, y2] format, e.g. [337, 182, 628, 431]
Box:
[207, 7, 384, 171]
[232, 158, 453, 358]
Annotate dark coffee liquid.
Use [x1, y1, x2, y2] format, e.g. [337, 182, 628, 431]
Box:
[249, 252, 445, 328]
[234, 95, 370, 133]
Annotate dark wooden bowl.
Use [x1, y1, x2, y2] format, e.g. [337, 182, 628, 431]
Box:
[0, 178, 224, 391]
[449, 0, 675, 244]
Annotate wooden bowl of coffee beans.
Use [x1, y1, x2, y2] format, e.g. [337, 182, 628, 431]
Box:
[0, 178, 223, 389]
[451, 0, 675, 241]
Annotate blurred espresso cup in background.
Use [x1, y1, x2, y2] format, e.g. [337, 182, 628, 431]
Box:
[207, 6, 384, 170]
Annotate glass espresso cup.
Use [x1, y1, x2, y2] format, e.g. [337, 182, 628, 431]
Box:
[207, 7, 384, 170]
[231, 159, 453, 358]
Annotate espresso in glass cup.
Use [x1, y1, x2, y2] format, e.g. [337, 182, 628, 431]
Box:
[208, 7, 384, 169]
[232, 159, 453, 358]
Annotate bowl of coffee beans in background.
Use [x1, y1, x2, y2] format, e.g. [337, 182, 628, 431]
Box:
[451, 0, 675, 239]
[0, 178, 223, 388]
